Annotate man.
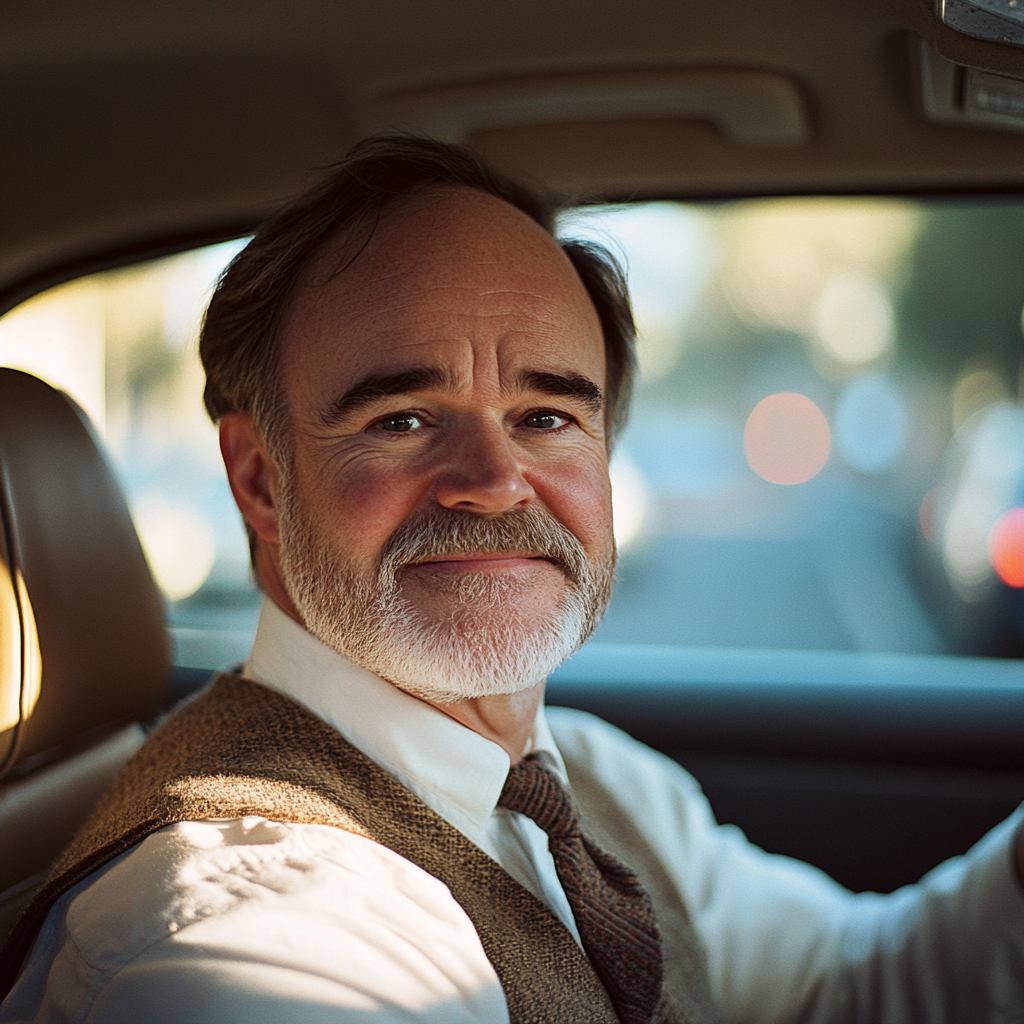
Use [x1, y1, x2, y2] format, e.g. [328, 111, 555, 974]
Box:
[2, 136, 1023, 1023]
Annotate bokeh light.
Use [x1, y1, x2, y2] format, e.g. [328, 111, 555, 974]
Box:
[938, 402, 1024, 598]
[744, 392, 832, 485]
[609, 454, 648, 548]
[558, 203, 709, 381]
[941, 490, 996, 594]
[0, 279, 107, 430]
[989, 508, 1024, 587]
[723, 198, 920, 343]
[133, 495, 217, 601]
[950, 366, 1008, 432]
[812, 273, 894, 366]
[834, 374, 908, 473]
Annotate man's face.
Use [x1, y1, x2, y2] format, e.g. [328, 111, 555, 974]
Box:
[272, 188, 615, 701]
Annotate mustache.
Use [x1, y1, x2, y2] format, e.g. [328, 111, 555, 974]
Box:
[377, 504, 590, 586]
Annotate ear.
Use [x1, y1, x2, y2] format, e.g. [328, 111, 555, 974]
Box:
[219, 412, 282, 544]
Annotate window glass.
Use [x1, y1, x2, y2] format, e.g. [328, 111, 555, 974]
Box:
[2, 198, 1022, 668]
[562, 199, 1024, 658]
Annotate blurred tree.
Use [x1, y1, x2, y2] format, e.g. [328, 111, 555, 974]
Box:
[898, 202, 1024, 386]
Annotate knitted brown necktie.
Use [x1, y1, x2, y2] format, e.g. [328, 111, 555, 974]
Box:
[498, 754, 664, 1024]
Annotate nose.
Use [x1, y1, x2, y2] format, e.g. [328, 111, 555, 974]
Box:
[434, 418, 535, 513]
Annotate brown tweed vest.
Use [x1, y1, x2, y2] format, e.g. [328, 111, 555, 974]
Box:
[1, 675, 717, 1023]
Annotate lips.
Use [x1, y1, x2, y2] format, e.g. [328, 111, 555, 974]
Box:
[411, 553, 553, 572]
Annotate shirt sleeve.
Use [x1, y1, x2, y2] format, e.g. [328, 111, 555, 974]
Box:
[0, 819, 509, 1024]
[547, 707, 1024, 1024]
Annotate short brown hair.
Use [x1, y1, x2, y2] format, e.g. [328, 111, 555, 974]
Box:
[200, 135, 636, 459]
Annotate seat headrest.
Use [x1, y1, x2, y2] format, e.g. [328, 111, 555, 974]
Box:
[0, 369, 168, 777]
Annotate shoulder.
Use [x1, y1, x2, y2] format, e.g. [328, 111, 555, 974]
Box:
[9, 819, 506, 1023]
[65, 817, 458, 943]
[545, 705, 705, 800]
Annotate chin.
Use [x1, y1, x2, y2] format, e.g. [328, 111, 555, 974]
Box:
[385, 596, 588, 702]
[402, 572, 568, 632]
[279, 505, 613, 703]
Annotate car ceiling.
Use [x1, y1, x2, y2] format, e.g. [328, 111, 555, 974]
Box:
[4, 0, 1024, 307]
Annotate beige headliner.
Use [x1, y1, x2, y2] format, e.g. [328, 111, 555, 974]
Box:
[3, 0, 1024, 301]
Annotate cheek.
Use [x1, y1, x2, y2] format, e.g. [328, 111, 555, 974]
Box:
[294, 453, 427, 560]
[534, 454, 613, 552]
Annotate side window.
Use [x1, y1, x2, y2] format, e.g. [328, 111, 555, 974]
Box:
[559, 199, 1024, 659]
[2, 200, 1023, 668]
[0, 240, 259, 670]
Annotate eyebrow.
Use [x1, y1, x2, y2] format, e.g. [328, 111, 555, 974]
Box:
[322, 365, 603, 424]
[323, 367, 458, 423]
[516, 370, 603, 413]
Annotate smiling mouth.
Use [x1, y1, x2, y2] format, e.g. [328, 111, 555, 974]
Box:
[410, 553, 555, 572]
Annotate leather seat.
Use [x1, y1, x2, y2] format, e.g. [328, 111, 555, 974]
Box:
[0, 368, 167, 944]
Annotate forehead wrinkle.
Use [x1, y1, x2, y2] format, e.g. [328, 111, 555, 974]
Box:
[342, 303, 575, 351]
[294, 203, 594, 343]
[324, 284, 565, 340]
[282, 189, 607, 419]
[350, 277, 566, 312]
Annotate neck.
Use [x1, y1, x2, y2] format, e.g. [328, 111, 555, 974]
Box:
[263, 586, 545, 764]
[426, 684, 545, 763]
[260, 556, 547, 764]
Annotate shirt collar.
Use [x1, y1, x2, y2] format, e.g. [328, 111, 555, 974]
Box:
[243, 598, 568, 834]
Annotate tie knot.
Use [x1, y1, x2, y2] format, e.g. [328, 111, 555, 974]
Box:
[498, 755, 580, 839]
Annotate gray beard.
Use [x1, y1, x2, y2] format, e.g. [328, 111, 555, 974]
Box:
[276, 474, 615, 704]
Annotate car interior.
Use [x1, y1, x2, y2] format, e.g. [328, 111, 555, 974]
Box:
[2, 0, 1024, 972]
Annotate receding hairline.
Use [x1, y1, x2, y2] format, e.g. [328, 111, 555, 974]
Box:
[200, 137, 635, 457]
[275, 184, 606, 376]
[285, 184, 587, 304]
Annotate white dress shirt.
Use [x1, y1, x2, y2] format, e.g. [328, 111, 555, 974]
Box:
[3, 598, 1023, 1024]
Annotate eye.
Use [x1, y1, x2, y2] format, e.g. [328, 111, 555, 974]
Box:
[522, 411, 571, 430]
[373, 413, 424, 433]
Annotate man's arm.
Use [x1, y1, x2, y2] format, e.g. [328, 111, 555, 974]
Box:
[0, 819, 509, 1024]
[549, 707, 1024, 1024]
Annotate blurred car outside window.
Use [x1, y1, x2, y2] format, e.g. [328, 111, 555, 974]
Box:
[2, 198, 1022, 669]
